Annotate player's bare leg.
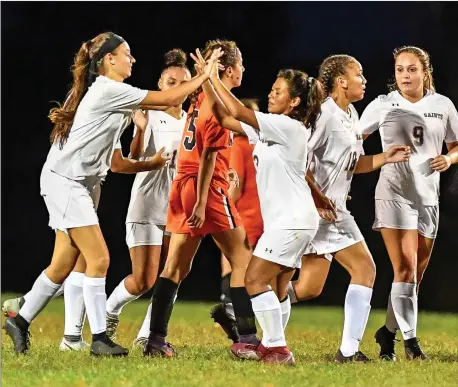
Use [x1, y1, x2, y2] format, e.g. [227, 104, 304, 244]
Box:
[333, 241, 375, 363]
[4, 231, 80, 354]
[213, 227, 258, 348]
[144, 233, 202, 357]
[106, 245, 161, 341]
[378, 228, 427, 361]
[242, 255, 295, 365]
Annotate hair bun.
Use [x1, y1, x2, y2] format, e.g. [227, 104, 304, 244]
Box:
[164, 48, 187, 68]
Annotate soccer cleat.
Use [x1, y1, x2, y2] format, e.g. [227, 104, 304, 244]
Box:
[375, 325, 397, 361]
[335, 349, 371, 363]
[210, 303, 239, 343]
[3, 317, 30, 354]
[143, 338, 176, 357]
[404, 337, 428, 360]
[106, 312, 120, 341]
[132, 337, 148, 347]
[257, 343, 295, 365]
[231, 342, 261, 360]
[59, 338, 90, 352]
[90, 336, 129, 357]
[2, 296, 25, 317]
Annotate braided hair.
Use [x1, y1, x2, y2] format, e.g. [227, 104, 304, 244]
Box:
[318, 55, 357, 97]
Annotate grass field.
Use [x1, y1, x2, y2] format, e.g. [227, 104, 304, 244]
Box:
[1, 294, 457, 387]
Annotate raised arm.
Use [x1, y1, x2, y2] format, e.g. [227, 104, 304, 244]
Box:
[129, 110, 148, 159]
[139, 48, 223, 109]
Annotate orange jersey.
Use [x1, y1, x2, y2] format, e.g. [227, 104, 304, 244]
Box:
[177, 92, 232, 189]
[230, 135, 263, 245]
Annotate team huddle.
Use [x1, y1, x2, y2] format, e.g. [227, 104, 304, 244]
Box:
[3, 32, 458, 366]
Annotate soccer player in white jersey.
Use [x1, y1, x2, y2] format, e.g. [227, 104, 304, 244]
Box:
[285, 55, 411, 363]
[3, 31, 222, 356]
[104, 49, 190, 345]
[359, 46, 458, 361]
[203, 56, 324, 364]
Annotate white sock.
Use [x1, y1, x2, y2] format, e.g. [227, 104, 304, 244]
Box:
[391, 282, 417, 340]
[280, 296, 291, 330]
[54, 284, 65, 298]
[251, 291, 286, 348]
[19, 271, 61, 323]
[63, 272, 86, 337]
[385, 295, 399, 333]
[83, 276, 107, 335]
[24, 282, 63, 303]
[137, 303, 152, 339]
[340, 284, 373, 357]
[106, 278, 140, 316]
[286, 282, 298, 304]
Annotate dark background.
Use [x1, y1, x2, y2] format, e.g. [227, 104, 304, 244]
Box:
[2, 2, 458, 312]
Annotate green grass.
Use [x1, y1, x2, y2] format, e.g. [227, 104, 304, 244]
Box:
[2, 294, 457, 387]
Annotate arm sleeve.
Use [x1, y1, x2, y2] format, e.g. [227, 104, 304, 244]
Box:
[445, 98, 458, 143]
[115, 140, 122, 149]
[359, 97, 382, 135]
[240, 121, 260, 144]
[307, 111, 331, 153]
[104, 82, 148, 113]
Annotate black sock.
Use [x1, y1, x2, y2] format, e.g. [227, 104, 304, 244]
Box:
[221, 273, 232, 303]
[92, 332, 107, 342]
[149, 277, 179, 337]
[15, 314, 30, 331]
[230, 286, 257, 335]
[64, 334, 82, 343]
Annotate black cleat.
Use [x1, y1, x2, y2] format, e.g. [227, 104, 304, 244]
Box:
[90, 336, 129, 357]
[3, 317, 30, 354]
[210, 303, 239, 343]
[405, 337, 428, 360]
[143, 338, 176, 357]
[335, 349, 371, 363]
[375, 325, 398, 361]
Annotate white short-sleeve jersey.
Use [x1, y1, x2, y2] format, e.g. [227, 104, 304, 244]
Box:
[308, 98, 364, 212]
[359, 90, 458, 205]
[49, 75, 148, 183]
[126, 110, 186, 225]
[240, 111, 319, 230]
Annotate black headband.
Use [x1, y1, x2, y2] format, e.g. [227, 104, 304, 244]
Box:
[87, 33, 126, 87]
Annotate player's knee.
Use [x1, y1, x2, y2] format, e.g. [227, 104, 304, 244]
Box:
[86, 255, 110, 276]
[295, 282, 323, 301]
[162, 261, 190, 284]
[350, 259, 376, 287]
[394, 255, 416, 282]
[244, 270, 259, 291]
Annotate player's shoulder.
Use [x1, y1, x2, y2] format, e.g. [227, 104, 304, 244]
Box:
[428, 91, 454, 109]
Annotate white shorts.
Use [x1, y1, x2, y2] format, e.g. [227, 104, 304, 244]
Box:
[125, 223, 171, 249]
[41, 170, 100, 233]
[254, 229, 317, 269]
[305, 211, 364, 262]
[373, 199, 439, 239]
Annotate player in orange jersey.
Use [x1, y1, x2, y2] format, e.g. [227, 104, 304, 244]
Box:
[144, 41, 259, 359]
[210, 98, 263, 343]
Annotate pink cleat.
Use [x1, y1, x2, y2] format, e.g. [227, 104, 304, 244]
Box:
[231, 342, 261, 360]
[257, 343, 295, 365]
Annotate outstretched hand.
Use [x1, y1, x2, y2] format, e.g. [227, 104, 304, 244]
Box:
[190, 48, 224, 79]
[385, 145, 411, 164]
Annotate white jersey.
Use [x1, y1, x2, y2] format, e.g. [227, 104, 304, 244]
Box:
[360, 90, 458, 205]
[126, 110, 186, 224]
[241, 111, 319, 230]
[48, 75, 148, 183]
[308, 98, 363, 213]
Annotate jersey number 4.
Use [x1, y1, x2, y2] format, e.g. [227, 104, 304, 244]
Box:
[413, 125, 424, 146]
[183, 109, 199, 151]
[345, 151, 358, 172]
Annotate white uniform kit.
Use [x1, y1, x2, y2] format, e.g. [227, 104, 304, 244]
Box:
[359, 90, 458, 238]
[125, 110, 186, 248]
[306, 98, 365, 260]
[42, 75, 148, 232]
[241, 112, 319, 268]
